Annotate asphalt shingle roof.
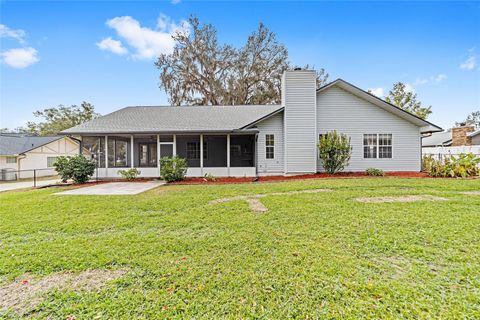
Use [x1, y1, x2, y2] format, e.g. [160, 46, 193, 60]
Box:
[61, 105, 283, 134]
[0, 134, 62, 156]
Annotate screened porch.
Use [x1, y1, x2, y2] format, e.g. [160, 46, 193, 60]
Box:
[80, 133, 256, 178]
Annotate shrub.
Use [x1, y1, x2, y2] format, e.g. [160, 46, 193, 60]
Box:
[53, 155, 96, 184]
[204, 173, 217, 182]
[366, 168, 384, 176]
[160, 156, 188, 182]
[118, 168, 141, 181]
[422, 153, 480, 178]
[318, 131, 352, 174]
[53, 156, 70, 182]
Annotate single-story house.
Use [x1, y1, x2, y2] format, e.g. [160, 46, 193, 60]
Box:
[0, 133, 80, 179]
[62, 70, 442, 178]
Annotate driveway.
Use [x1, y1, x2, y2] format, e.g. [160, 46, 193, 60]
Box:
[0, 179, 60, 192]
[55, 181, 164, 195]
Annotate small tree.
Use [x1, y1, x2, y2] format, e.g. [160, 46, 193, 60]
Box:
[53, 155, 96, 184]
[318, 131, 352, 174]
[385, 82, 432, 119]
[160, 156, 188, 182]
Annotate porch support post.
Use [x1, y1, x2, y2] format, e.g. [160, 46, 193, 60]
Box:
[105, 135, 108, 177]
[173, 134, 177, 156]
[130, 135, 134, 168]
[200, 134, 204, 176]
[227, 133, 230, 176]
[157, 134, 160, 176]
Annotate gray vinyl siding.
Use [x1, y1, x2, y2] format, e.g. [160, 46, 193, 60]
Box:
[283, 70, 317, 173]
[256, 113, 284, 175]
[316, 86, 421, 172]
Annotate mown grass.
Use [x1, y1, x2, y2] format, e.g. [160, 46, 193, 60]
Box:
[0, 178, 479, 319]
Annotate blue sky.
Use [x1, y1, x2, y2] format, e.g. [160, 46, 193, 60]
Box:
[1, 1, 479, 130]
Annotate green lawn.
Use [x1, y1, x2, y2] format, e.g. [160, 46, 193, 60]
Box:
[1, 178, 479, 319]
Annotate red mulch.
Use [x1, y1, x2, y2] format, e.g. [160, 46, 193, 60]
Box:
[171, 171, 429, 185]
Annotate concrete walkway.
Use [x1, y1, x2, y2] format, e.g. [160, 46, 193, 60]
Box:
[55, 181, 164, 195]
[0, 179, 60, 192]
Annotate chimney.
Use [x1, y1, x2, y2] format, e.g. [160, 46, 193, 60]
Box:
[451, 125, 475, 146]
[282, 69, 317, 174]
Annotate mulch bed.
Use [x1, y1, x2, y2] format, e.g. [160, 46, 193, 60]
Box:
[172, 172, 429, 185]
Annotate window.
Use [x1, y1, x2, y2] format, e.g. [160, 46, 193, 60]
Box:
[265, 134, 275, 159]
[378, 134, 393, 158]
[363, 134, 377, 158]
[6, 156, 16, 164]
[363, 134, 392, 159]
[186, 142, 207, 160]
[47, 157, 58, 167]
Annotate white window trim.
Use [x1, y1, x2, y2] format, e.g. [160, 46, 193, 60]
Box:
[265, 134, 275, 159]
[363, 133, 393, 159]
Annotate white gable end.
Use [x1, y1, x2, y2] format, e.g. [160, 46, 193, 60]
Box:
[316, 85, 421, 172]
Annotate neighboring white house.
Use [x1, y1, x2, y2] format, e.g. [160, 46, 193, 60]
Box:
[62, 69, 442, 178]
[0, 134, 80, 179]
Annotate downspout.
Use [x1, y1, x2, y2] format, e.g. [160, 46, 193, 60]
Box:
[17, 154, 26, 180]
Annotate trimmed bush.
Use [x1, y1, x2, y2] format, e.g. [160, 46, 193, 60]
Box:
[160, 156, 188, 182]
[118, 168, 141, 181]
[366, 168, 385, 176]
[422, 153, 480, 178]
[53, 155, 96, 184]
[318, 131, 352, 174]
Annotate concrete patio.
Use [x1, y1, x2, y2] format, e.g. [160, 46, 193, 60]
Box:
[55, 181, 164, 195]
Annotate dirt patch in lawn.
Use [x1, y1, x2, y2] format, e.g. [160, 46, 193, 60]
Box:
[246, 198, 268, 213]
[0, 269, 127, 315]
[355, 195, 448, 203]
[210, 188, 332, 213]
[461, 191, 480, 195]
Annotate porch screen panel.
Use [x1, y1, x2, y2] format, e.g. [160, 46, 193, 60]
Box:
[230, 135, 254, 167]
[176, 135, 200, 167]
[108, 137, 129, 167]
[203, 135, 227, 167]
[82, 136, 105, 167]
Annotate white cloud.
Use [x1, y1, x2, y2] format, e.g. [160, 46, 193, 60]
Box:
[171, 0, 181, 4]
[0, 24, 26, 43]
[368, 87, 384, 97]
[433, 74, 447, 82]
[1, 47, 39, 68]
[103, 14, 189, 60]
[96, 37, 128, 55]
[413, 74, 447, 86]
[460, 49, 477, 70]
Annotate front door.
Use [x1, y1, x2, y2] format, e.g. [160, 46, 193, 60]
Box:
[139, 143, 157, 167]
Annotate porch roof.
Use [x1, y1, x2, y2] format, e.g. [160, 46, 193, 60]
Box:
[62, 105, 283, 135]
